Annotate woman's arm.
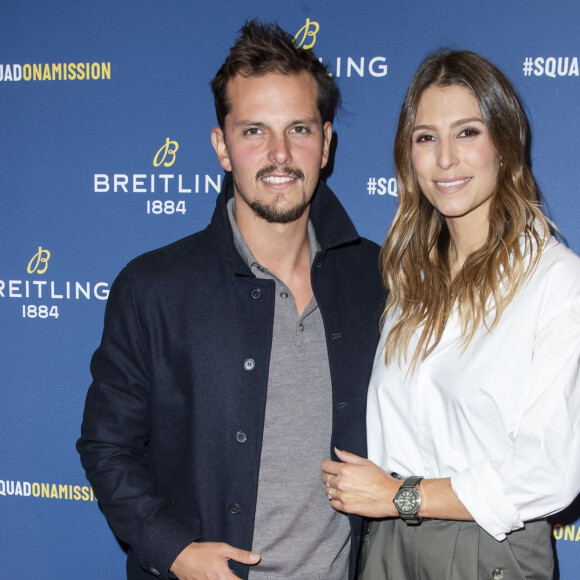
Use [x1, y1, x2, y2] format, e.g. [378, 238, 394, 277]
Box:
[321, 448, 473, 520]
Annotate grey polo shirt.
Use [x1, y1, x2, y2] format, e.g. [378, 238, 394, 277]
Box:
[227, 199, 350, 579]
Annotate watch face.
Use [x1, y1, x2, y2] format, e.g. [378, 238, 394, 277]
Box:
[395, 489, 419, 515]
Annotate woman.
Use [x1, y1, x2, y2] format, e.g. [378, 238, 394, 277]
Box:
[321, 50, 580, 579]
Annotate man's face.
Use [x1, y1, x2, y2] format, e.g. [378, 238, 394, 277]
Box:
[211, 72, 332, 224]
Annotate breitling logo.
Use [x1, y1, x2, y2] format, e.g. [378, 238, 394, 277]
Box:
[27, 246, 51, 274]
[294, 18, 319, 50]
[153, 138, 179, 168]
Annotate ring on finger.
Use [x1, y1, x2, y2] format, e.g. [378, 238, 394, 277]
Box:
[328, 487, 334, 501]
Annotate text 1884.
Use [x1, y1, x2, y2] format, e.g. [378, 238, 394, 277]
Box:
[146, 200, 186, 214]
[22, 305, 59, 319]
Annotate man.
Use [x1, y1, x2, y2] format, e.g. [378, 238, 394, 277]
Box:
[78, 20, 385, 580]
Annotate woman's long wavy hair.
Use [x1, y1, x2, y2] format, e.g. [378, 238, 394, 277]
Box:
[382, 49, 551, 371]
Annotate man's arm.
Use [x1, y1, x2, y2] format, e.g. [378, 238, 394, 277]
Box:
[77, 267, 202, 578]
[78, 266, 261, 578]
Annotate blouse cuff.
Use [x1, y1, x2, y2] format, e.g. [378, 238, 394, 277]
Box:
[451, 461, 524, 541]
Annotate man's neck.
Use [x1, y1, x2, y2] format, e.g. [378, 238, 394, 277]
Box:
[235, 201, 311, 271]
[234, 200, 314, 315]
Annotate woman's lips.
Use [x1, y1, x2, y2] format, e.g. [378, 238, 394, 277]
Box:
[434, 177, 472, 193]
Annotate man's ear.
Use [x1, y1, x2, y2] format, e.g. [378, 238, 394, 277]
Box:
[211, 127, 232, 172]
[320, 122, 333, 169]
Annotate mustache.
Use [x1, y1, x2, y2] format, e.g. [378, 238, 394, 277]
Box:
[255, 165, 305, 181]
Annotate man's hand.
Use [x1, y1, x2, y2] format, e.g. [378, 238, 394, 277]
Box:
[170, 541, 260, 580]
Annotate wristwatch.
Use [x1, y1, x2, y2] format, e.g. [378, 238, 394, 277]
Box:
[393, 475, 423, 525]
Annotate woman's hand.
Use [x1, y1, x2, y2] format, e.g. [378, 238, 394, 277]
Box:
[321, 448, 401, 518]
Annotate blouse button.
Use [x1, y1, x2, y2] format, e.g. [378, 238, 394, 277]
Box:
[280, 291, 288, 299]
[492, 569, 504, 580]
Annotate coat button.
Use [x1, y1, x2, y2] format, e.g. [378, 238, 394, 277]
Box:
[492, 569, 504, 580]
[149, 567, 160, 576]
[244, 358, 255, 371]
[229, 503, 241, 514]
[236, 431, 247, 443]
[250, 288, 262, 300]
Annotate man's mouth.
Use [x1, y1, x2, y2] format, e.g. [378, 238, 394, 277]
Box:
[256, 166, 305, 182]
[262, 175, 296, 184]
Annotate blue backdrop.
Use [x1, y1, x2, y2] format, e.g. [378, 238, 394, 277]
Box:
[1, 1, 579, 577]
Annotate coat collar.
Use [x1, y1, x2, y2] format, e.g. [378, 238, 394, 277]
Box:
[209, 173, 361, 275]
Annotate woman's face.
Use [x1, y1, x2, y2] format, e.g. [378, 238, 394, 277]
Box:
[411, 85, 500, 232]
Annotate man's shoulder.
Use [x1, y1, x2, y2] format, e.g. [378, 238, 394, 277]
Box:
[322, 235, 385, 300]
[355, 235, 382, 253]
[333, 234, 381, 262]
[108, 227, 227, 304]
[126, 228, 215, 276]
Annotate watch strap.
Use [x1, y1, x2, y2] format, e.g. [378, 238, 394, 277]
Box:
[402, 475, 423, 489]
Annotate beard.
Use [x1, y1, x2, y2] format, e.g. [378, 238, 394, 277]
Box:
[244, 196, 310, 224]
[234, 165, 313, 224]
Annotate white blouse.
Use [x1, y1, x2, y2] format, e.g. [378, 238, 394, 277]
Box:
[367, 238, 580, 540]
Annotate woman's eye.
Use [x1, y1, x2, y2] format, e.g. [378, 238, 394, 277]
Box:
[458, 127, 481, 138]
[415, 134, 435, 143]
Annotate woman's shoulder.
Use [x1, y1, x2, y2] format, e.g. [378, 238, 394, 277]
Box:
[541, 237, 580, 273]
[532, 237, 580, 305]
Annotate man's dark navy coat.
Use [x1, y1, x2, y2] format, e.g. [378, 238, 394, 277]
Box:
[77, 174, 386, 579]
